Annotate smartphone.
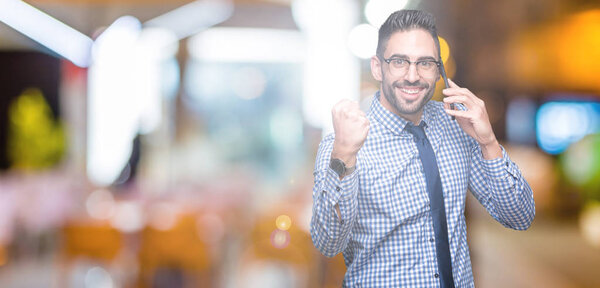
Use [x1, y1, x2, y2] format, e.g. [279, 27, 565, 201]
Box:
[438, 52, 456, 120]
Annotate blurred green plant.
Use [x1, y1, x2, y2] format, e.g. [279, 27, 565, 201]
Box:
[560, 134, 600, 202]
[7, 88, 66, 170]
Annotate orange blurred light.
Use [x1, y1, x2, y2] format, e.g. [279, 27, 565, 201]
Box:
[0, 245, 6, 266]
[275, 214, 292, 231]
[508, 9, 600, 93]
[438, 36, 450, 64]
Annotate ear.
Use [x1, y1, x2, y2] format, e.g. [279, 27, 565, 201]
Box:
[370, 55, 383, 82]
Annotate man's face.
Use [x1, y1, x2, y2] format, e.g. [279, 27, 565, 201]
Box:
[371, 29, 440, 122]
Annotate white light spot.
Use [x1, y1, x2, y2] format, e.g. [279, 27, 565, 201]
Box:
[580, 203, 600, 248]
[232, 67, 267, 100]
[348, 24, 378, 59]
[110, 201, 144, 233]
[86, 189, 116, 220]
[147, 202, 179, 231]
[365, 0, 410, 28]
[84, 266, 114, 288]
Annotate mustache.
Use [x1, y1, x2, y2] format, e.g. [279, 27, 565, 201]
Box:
[394, 80, 429, 89]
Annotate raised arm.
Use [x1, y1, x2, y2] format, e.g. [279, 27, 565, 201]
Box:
[310, 99, 369, 257]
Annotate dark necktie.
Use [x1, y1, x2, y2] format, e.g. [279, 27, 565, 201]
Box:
[405, 122, 455, 288]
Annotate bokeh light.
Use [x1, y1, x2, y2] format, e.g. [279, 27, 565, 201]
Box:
[0, 246, 6, 267]
[365, 0, 410, 28]
[579, 202, 600, 248]
[7, 88, 66, 169]
[86, 189, 116, 220]
[147, 202, 179, 231]
[84, 266, 114, 288]
[507, 9, 600, 93]
[232, 66, 267, 100]
[110, 202, 144, 233]
[536, 101, 600, 155]
[0, 0, 93, 67]
[348, 24, 378, 59]
[270, 229, 290, 249]
[438, 36, 450, 63]
[561, 134, 600, 195]
[275, 215, 292, 231]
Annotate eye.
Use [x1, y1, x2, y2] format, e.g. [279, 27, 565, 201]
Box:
[418, 61, 435, 69]
[391, 59, 408, 66]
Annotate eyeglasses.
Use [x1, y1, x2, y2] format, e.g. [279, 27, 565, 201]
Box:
[381, 57, 440, 78]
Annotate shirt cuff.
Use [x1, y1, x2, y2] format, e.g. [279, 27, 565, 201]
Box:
[478, 145, 520, 180]
[323, 166, 359, 207]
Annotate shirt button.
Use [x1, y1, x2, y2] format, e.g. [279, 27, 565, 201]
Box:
[429, 238, 434, 243]
[336, 186, 341, 192]
[435, 273, 439, 278]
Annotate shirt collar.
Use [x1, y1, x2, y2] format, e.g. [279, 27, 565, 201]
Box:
[370, 91, 437, 135]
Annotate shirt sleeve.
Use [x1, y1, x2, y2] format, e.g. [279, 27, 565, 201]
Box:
[310, 134, 360, 257]
[468, 143, 536, 230]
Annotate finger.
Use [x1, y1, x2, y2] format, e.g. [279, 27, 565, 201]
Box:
[444, 79, 474, 96]
[443, 89, 482, 110]
[334, 99, 347, 109]
[448, 78, 460, 88]
[442, 88, 469, 99]
[347, 110, 364, 119]
[442, 87, 474, 97]
[444, 108, 472, 119]
[339, 98, 356, 105]
[360, 117, 370, 129]
[335, 99, 358, 110]
[443, 95, 477, 111]
[334, 101, 357, 115]
[443, 95, 472, 105]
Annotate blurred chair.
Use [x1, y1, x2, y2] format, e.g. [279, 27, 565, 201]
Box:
[137, 213, 212, 288]
[59, 221, 123, 287]
[318, 253, 346, 288]
[235, 210, 321, 288]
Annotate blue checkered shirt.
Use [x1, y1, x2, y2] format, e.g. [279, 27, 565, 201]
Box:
[310, 93, 535, 287]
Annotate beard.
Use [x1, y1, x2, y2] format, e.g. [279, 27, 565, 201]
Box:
[381, 73, 436, 117]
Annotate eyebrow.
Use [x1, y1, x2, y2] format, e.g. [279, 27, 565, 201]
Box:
[387, 54, 438, 61]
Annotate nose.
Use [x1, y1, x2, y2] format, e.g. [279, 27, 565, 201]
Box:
[404, 62, 420, 83]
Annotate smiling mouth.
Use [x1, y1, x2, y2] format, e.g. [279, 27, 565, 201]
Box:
[400, 88, 423, 94]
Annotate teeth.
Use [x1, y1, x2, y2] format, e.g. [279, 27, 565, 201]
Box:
[401, 88, 421, 94]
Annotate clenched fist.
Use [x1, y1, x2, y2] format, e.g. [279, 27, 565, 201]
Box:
[331, 99, 370, 167]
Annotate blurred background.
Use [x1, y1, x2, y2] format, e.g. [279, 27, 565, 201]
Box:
[0, 0, 599, 287]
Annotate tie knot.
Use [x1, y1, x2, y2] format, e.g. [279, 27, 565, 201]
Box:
[405, 122, 426, 141]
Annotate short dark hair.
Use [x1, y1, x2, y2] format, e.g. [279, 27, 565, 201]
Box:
[376, 10, 440, 59]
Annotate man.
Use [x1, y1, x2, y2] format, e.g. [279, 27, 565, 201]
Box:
[310, 10, 535, 287]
